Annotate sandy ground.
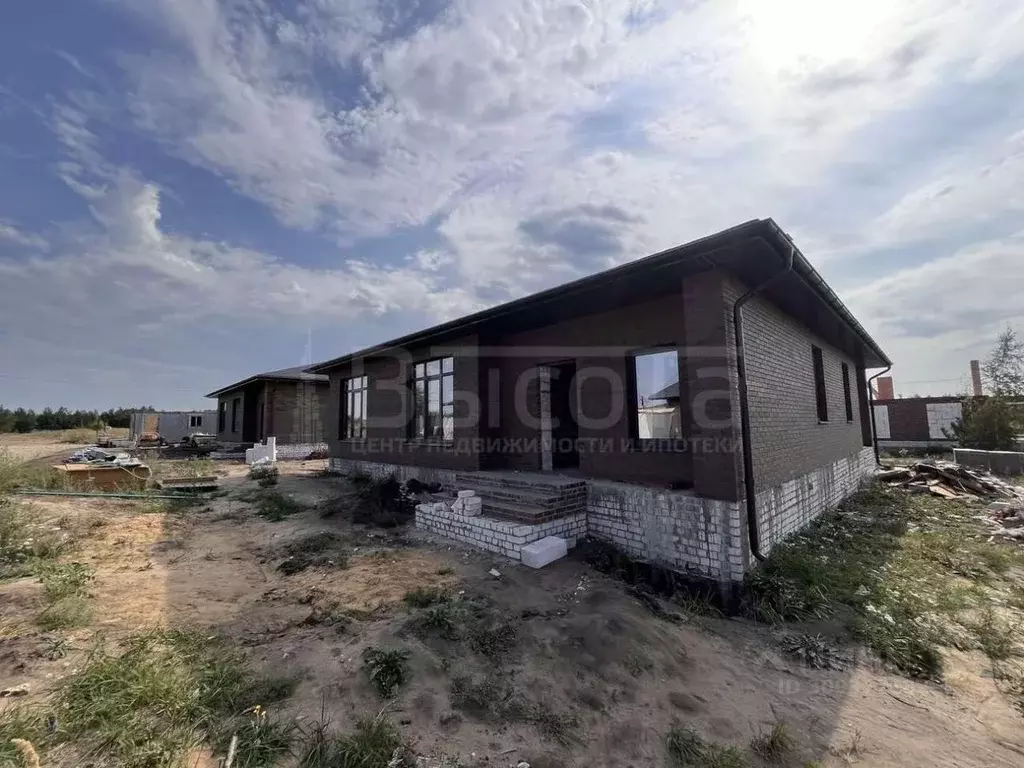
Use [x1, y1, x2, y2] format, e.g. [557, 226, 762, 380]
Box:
[0, 428, 128, 463]
[2, 462, 1024, 767]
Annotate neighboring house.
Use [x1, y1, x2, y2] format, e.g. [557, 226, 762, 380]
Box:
[206, 366, 330, 451]
[129, 411, 217, 444]
[872, 396, 964, 450]
[309, 219, 890, 592]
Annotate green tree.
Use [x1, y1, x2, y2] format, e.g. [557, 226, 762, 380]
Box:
[12, 408, 35, 433]
[944, 397, 1018, 451]
[945, 328, 1023, 450]
[983, 326, 1024, 396]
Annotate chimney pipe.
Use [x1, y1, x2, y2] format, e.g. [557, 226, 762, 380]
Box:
[875, 376, 895, 400]
[970, 360, 983, 396]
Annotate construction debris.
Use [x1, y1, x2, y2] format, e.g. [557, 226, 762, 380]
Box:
[879, 461, 1024, 501]
[879, 461, 1024, 541]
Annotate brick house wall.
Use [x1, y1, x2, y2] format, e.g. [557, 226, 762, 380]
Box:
[488, 292, 693, 485]
[872, 396, 963, 444]
[326, 334, 483, 472]
[216, 391, 246, 443]
[266, 380, 329, 444]
[729, 278, 868, 492]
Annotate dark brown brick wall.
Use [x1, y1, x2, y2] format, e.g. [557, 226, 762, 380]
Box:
[488, 292, 694, 486]
[729, 277, 867, 492]
[216, 391, 247, 443]
[266, 380, 329, 443]
[326, 334, 482, 472]
[873, 396, 962, 442]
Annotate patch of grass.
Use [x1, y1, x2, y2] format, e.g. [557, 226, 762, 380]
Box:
[253, 491, 307, 522]
[673, 593, 725, 619]
[323, 473, 414, 527]
[750, 722, 794, 763]
[830, 730, 865, 763]
[298, 714, 408, 768]
[276, 531, 349, 575]
[448, 675, 578, 746]
[249, 464, 280, 487]
[363, 647, 411, 698]
[61, 428, 98, 443]
[403, 586, 449, 608]
[779, 634, 846, 671]
[974, 607, 1016, 661]
[417, 604, 458, 637]
[744, 484, 1024, 681]
[216, 706, 297, 768]
[0, 449, 69, 493]
[0, 706, 50, 766]
[666, 725, 746, 768]
[38, 561, 94, 600]
[38, 595, 92, 630]
[39, 630, 297, 768]
[624, 650, 655, 676]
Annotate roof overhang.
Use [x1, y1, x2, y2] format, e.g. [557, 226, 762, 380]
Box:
[309, 219, 890, 374]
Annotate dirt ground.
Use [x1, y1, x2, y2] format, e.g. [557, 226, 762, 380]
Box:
[0, 428, 128, 463]
[3, 459, 1024, 767]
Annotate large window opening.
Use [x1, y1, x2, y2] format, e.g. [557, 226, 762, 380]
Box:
[341, 375, 368, 439]
[631, 349, 682, 438]
[412, 357, 454, 440]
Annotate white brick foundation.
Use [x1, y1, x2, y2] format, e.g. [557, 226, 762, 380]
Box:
[334, 448, 876, 580]
[755, 446, 876, 556]
[415, 502, 586, 562]
[329, 457, 457, 487]
[276, 442, 329, 460]
[586, 481, 745, 581]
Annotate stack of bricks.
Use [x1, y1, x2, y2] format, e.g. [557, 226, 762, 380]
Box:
[451, 490, 482, 516]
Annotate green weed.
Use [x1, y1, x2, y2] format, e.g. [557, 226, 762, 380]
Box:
[298, 714, 408, 767]
[750, 721, 794, 763]
[403, 586, 449, 608]
[38, 561, 93, 600]
[253, 491, 307, 522]
[38, 595, 92, 630]
[666, 725, 746, 767]
[363, 647, 411, 698]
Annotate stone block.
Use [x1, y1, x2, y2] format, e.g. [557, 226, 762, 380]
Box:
[521, 536, 568, 569]
[457, 490, 477, 499]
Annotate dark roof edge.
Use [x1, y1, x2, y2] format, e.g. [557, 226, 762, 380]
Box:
[309, 218, 890, 373]
[205, 369, 328, 399]
[762, 219, 891, 367]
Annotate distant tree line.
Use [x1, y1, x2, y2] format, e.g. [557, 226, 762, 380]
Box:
[0, 406, 156, 433]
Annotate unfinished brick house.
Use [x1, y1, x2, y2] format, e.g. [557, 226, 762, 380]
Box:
[872, 396, 964, 450]
[206, 366, 329, 457]
[310, 219, 891, 590]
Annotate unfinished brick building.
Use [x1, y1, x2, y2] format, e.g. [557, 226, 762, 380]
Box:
[310, 219, 891, 589]
[207, 366, 329, 457]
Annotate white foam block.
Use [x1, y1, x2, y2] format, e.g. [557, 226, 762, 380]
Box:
[521, 536, 567, 569]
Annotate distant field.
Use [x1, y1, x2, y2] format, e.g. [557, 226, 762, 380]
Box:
[0, 428, 129, 462]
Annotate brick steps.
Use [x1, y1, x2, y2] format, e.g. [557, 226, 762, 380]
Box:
[454, 471, 587, 524]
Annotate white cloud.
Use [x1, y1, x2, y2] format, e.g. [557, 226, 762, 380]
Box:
[7, 0, 1024, 405]
[0, 221, 47, 250]
[845, 231, 1024, 394]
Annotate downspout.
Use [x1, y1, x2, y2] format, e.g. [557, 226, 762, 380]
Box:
[733, 237, 796, 562]
[867, 365, 892, 466]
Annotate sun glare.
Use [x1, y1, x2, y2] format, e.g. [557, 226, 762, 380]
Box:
[739, 0, 899, 71]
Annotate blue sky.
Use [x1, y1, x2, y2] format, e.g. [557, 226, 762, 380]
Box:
[1, 0, 1023, 409]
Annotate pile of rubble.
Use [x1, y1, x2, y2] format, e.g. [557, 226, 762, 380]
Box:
[879, 461, 1024, 541]
[878, 461, 1024, 501]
